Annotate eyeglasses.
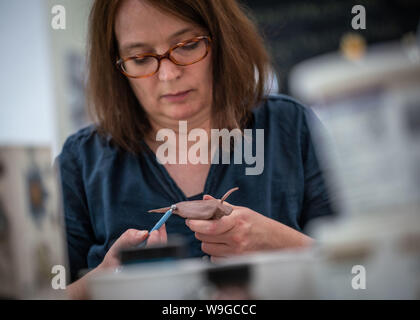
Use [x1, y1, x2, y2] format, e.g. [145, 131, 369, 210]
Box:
[116, 35, 212, 79]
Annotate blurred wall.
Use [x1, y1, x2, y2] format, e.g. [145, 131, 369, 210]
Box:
[0, 0, 54, 148]
[0, 0, 92, 158]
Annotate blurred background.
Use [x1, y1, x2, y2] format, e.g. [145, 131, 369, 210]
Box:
[244, 0, 420, 93]
[0, 0, 419, 299]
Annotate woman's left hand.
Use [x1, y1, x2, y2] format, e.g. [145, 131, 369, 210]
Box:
[185, 195, 314, 262]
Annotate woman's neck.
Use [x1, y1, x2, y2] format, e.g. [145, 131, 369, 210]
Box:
[145, 113, 213, 152]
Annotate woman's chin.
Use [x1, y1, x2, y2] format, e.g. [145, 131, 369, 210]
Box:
[165, 105, 201, 121]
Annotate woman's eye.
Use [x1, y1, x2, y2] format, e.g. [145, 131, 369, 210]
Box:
[133, 57, 150, 65]
[180, 42, 199, 50]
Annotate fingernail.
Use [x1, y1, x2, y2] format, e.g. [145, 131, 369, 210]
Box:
[136, 231, 147, 238]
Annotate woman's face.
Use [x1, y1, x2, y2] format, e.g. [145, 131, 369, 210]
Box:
[115, 0, 213, 129]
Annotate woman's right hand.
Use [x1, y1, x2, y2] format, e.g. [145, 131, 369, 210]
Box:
[67, 224, 167, 300]
[99, 224, 168, 270]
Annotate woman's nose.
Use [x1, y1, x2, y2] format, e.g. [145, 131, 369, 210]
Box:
[157, 58, 182, 81]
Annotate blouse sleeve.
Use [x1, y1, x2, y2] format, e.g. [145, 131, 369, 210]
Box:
[56, 136, 96, 283]
[299, 107, 337, 231]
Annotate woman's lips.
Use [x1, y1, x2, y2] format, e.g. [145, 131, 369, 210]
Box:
[161, 90, 192, 102]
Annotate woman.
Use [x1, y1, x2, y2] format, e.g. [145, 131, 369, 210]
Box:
[59, 0, 335, 299]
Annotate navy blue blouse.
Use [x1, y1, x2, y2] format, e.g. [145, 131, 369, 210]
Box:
[57, 94, 335, 282]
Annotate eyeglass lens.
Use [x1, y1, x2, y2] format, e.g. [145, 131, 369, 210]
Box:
[122, 38, 208, 77]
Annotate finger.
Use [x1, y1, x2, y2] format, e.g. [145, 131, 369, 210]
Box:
[195, 232, 230, 244]
[201, 242, 232, 257]
[186, 215, 235, 235]
[146, 230, 162, 246]
[158, 223, 167, 243]
[112, 229, 148, 251]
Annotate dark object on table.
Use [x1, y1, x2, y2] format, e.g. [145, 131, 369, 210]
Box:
[119, 235, 187, 265]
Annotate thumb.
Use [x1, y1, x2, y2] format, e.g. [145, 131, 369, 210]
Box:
[147, 224, 168, 246]
[111, 229, 148, 253]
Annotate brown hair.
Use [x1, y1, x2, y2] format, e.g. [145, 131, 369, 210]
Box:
[87, 0, 272, 154]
